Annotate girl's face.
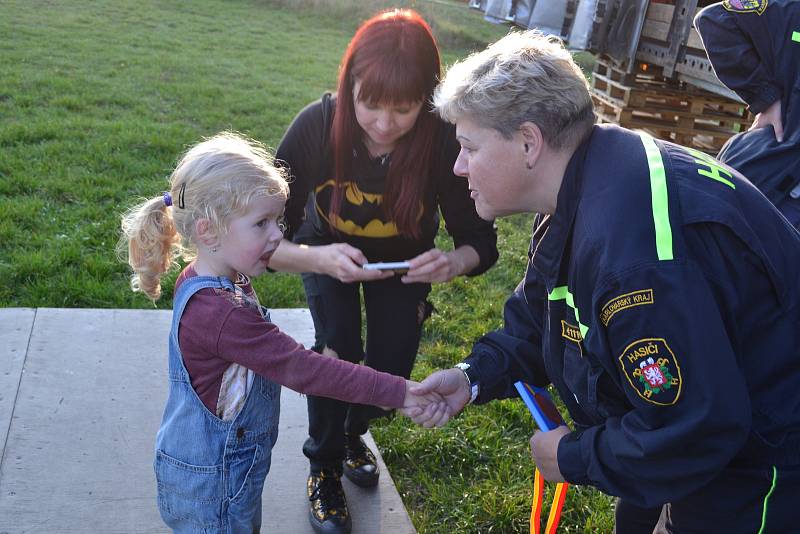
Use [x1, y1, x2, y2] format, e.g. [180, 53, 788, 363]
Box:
[352, 79, 424, 154]
[216, 195, 285, 279]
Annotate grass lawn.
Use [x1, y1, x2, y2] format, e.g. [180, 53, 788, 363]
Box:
[0, 0, 613, 531]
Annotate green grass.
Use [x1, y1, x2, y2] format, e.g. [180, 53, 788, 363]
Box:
[0, 0, 613, 531]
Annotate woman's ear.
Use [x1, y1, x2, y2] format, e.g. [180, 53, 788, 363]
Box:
[194, 218, 218, 248]
[519, 121, 544, 169]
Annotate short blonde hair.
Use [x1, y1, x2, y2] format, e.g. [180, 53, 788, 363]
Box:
[434, 31, 595, 149]
[119, 132, 289, 300]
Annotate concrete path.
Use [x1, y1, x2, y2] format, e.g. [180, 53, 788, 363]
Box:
[0, 308, 415, 533]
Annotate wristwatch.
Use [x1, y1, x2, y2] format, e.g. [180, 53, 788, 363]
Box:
[454, 362, 479, 404]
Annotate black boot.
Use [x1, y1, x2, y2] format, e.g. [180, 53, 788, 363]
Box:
[343, 433, 379, 487]
[307, 470, 352, 534]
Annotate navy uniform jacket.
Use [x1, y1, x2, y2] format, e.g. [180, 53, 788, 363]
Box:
[694, 0, 800, 228]
[464, 124, 800, 508]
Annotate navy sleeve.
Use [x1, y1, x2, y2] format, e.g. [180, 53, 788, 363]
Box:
[464, 272, 549, 403]
[557, 256, 751, 507]
[275, 96, 329, 241]
[435, 122, 499, 276]
[694, 3, 781, 113]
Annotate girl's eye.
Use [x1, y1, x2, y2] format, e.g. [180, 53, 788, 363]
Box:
[255, 217, 286, 231]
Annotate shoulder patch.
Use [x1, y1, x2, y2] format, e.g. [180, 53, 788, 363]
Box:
[600, 289, 654, 326]
[722, 0, 768, 14]
[619, 338, 682, 405]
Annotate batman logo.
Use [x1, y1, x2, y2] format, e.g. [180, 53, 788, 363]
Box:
[314, 180, 422, 238]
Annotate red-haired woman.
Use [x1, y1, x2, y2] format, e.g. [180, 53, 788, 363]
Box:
[268, 9, 498, 533]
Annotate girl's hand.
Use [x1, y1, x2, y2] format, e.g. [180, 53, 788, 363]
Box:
[399, 380, 451, 428]
[315, 243, 392, 283]
[406, 368, 470, 426]
[401, 248, 463, 284]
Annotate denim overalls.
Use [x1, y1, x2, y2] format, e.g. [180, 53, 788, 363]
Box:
[154, 275, 281, 533]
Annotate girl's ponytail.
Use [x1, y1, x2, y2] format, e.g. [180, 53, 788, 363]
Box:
[119, 195, 182, 300]
[119, 131, 289, 301]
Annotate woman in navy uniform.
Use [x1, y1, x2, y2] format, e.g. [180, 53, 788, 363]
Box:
[411, 30, 800, 532]
[695, 0, 800, 229]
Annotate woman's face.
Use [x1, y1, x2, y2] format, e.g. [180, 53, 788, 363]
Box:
[352, 79, 424, 154]
[453, 116, 535, 220]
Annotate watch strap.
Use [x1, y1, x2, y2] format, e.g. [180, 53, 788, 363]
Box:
[454, 362, 479, 404]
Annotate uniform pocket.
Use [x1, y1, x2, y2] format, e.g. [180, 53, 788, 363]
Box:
[562, 344, 591, 405]
[155, 449, 222, 531]
[563, 344, 609, 422]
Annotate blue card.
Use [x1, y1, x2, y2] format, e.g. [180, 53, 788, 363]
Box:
[514, 381, 565, 431]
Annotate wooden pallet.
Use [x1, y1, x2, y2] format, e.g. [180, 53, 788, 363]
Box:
[642, 3, 705, 51]
[591, 56, 752, 152]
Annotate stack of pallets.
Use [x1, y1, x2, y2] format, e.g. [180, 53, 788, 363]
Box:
[590, 56, 753, 153]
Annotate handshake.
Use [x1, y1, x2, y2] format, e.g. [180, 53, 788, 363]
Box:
[398, 368, 569, 482]
[398, 368, 472, 428]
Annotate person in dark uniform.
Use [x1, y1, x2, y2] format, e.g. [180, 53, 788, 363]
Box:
[410, 30, 800, 532]
[267, 9, 498, 534]
[695, 0, 800, 229]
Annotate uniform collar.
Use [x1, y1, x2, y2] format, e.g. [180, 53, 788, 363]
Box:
[530, 127, 595, 291]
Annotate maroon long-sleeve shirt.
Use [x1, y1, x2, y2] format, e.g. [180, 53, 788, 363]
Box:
[175, 266, 406, 415]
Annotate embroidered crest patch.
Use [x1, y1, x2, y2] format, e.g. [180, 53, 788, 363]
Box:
[619, 338, 682, 405]
[722, 0, 768, 14]
[600, 289, 654, 326]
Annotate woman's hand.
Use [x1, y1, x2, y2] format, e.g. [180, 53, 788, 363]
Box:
[749, 99, 783, 142]
[529, 426, 570, 482]
[405, 368, 471, 427]
[401, 246, 477, 284]
[399, 379, 452, 428]
[314, 243, 393, 283]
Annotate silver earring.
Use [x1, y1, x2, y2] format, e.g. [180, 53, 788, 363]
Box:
[211, 247, 218, 253]
[526, 162, 533, 170]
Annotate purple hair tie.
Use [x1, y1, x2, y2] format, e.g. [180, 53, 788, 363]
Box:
[163, 192, 173, 207]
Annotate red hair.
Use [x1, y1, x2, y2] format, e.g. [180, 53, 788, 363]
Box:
[330, 9, 441, 239]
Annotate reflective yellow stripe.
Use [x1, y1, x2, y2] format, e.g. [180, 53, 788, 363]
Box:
[757, 466, 778, 534]
[548, 286, 568, 301]
[792, 31, 800, 42]
[548, 286, 588, 338]
[638, 132, 674, 261]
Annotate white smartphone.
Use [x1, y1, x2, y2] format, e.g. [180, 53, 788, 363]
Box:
[362, 261, 411, 272]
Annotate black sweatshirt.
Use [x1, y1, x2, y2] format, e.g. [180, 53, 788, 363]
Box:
[275, 93, 499, 274]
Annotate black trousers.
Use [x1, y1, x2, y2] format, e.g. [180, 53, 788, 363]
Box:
[614, 462, 800, 533]
[300, 272, 432, 472]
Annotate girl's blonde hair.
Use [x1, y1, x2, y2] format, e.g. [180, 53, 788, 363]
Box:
[119, 132, 289, 300]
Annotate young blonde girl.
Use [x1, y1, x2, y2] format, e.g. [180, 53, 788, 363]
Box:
[120, 132, 445, 533]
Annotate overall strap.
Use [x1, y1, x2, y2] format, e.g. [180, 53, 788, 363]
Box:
[168, 275, 237, 383]
[172, 275, 236, 319]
